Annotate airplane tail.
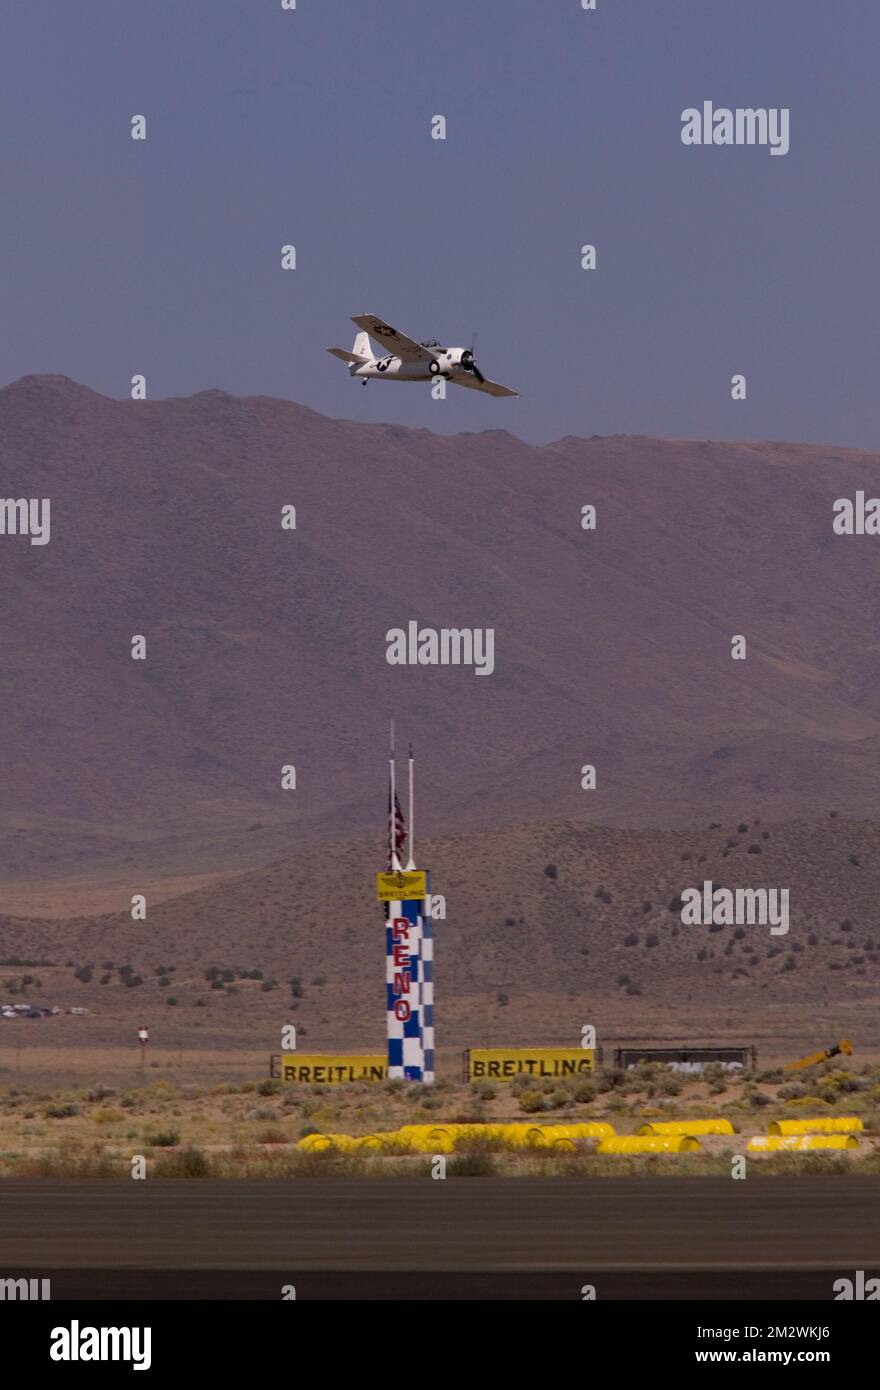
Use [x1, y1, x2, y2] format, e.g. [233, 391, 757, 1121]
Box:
[326, 331, 372, 366]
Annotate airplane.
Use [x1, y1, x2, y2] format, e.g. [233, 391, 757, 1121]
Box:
[327, 313, 519, 397]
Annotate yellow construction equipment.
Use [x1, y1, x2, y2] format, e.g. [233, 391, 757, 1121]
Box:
[784, 1039, 852, 1072]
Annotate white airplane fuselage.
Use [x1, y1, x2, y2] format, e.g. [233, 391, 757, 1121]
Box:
[353, 347, 469, 384]
[327, 315, 518, 396]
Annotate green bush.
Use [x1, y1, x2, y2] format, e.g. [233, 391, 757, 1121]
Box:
[518, 1090, 546, 1114]
[147, 1130, 180, 1148]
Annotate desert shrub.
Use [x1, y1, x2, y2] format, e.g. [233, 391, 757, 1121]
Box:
[655, 1072, 682, 1096]
[154, 1147, 210, 1178]
[574, 1080, 597, 1103]
[471, 1081, 496, 1101]
[747, 1090, 773, 1109]
[147, 1130, 180, 1148]
[544, 864, 558, 879]
[597, 1069, 625, 1093]
[256, 1127, 288, 1145]
[518, 1091, 546, 1114]
[447, 1153, 497, 1177]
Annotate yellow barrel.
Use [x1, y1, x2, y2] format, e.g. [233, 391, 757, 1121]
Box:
[638, 1119, 734, 1137]
[354, 1133, 385, 1151]
[496, 1124, 551, 1148]
[768, 1116, 863, 1136]
[748, 1134, 859, 1151]
[598, 1134, 701, 1154]
[541, 1122, 616, 1139]
[353, 1132, 411, 1151]
[410, 1129, 456, 1153]
[297, 1132, 358, 1152]
[398, 1123, 480, 1137]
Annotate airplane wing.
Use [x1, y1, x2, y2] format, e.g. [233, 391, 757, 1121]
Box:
[351, 314, 435, 363]
[453, 371, 519, 398]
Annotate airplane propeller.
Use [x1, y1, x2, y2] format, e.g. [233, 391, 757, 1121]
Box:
[461, 334, 486, 383]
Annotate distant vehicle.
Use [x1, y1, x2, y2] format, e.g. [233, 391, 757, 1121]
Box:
[68, 1007, 90, 1016]
[328, 313, 518, 397]
[785, 1038, 852, 1071]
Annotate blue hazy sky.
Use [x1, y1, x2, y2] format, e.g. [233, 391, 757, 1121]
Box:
[1, 1, 877, 446]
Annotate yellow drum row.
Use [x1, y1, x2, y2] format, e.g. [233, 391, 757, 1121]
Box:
[767, 1116, 862, 1136]
[298, 1114, 865, 1157]
[747, 1134, 859, 1152]
[638, 1119, 734, 1136]
[298, 1121, 616, 1154]
[599, 1135, 702, 1154]
[748, 1115, 863, 1153]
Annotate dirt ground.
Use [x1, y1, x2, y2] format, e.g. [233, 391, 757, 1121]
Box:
[0, 1048, 877, 1178]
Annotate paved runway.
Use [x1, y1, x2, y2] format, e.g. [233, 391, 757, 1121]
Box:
[1, 1178, 877, 1298]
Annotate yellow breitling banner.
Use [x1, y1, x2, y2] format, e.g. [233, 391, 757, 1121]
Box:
[375, 870, 427, 901]
[467, 1047, 596, 1080]
[280, 1054, 387, 1083]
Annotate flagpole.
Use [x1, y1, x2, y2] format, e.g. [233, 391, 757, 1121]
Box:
[405, 742, 415, 870]
[389, 720, 400, 871]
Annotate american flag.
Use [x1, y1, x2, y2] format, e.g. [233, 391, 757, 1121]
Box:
[388, 785, 408, 869]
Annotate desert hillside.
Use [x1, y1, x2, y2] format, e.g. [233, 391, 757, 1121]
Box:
[1, 814, 877, 1056]
[2, 377, 880, 884]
